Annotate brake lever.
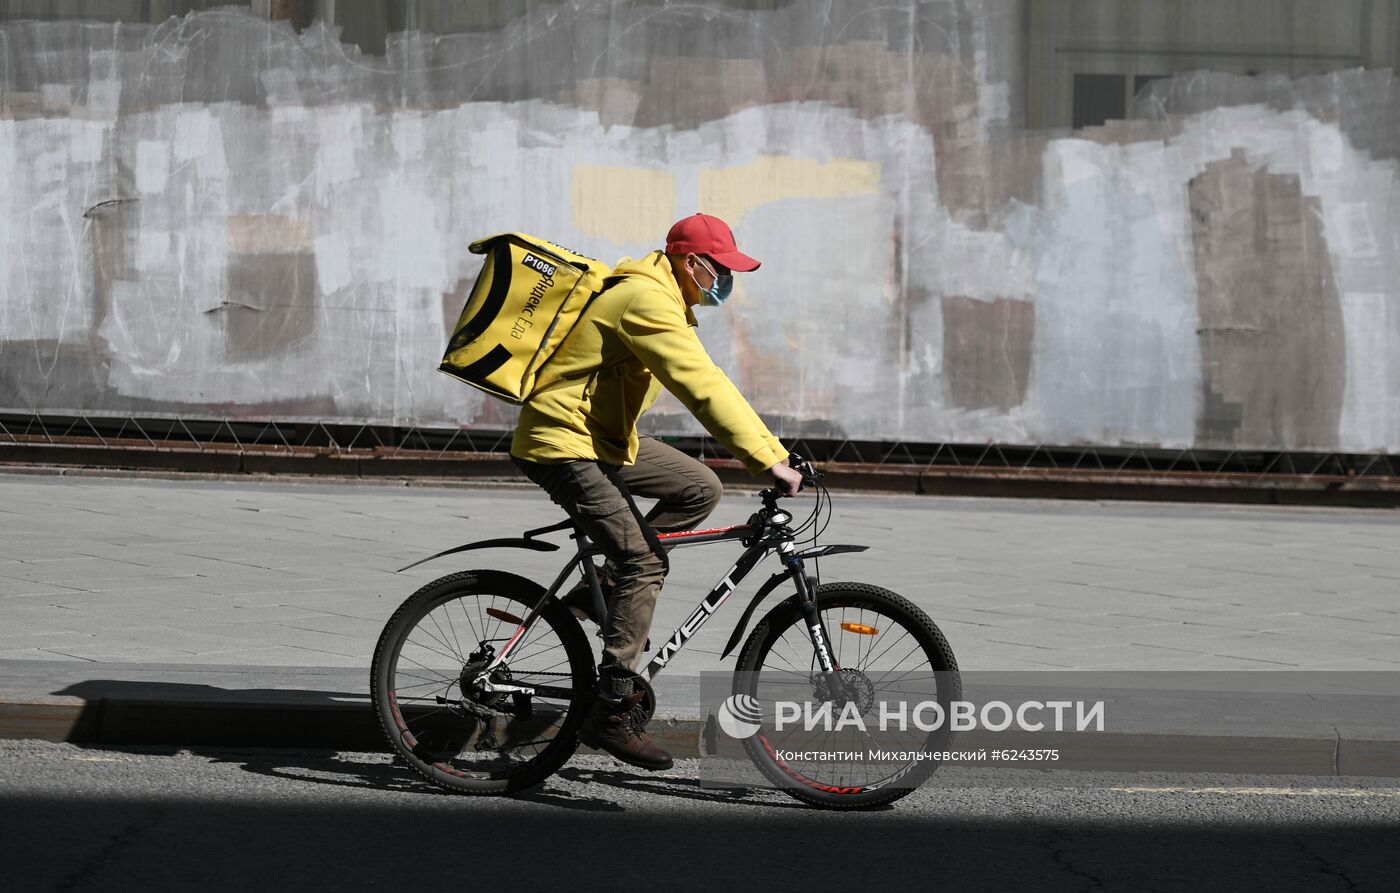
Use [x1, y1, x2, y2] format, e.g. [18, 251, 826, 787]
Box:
[787, 451, 821, 489]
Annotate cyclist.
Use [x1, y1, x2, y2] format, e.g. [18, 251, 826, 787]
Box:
[511, 212, 804, 771]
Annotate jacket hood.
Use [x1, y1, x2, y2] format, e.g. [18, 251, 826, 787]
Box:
[611, 251, 699, 327]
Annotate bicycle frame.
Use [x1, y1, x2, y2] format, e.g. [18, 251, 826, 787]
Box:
[477, 500, 866, 688]
[642, 524, 790, 680]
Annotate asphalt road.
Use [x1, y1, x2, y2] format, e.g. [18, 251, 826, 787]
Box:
[1, 741, 1396, 892]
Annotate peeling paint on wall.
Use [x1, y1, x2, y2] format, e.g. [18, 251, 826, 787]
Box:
[941, 296, 1035, 413]
[698, 156, 881, 229]
[571, 165, 677, 244]
[1190, 152, 1347, 449]
[2, 5, 1400, 453]
[221, 215, 318, 362]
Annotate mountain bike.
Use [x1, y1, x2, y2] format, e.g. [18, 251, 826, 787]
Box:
[369, 456, 960, 809]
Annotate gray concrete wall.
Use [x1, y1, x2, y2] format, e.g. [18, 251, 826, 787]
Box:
[1024, 0, 1380, 128]
[2, 3, 1399, 452]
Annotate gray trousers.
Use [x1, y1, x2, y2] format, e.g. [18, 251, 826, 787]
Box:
[512, 436, 722, 672]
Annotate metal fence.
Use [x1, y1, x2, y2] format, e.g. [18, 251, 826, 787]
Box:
[4, 412, 1397, 488]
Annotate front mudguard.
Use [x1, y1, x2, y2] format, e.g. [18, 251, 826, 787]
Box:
[719, 544, 869, 659]
[719, 572, 791, 660]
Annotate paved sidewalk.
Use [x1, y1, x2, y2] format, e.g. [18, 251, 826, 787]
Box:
[1, 471, 1398, 772]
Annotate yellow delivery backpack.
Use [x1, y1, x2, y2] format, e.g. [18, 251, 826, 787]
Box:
[440, 232, 612, 404]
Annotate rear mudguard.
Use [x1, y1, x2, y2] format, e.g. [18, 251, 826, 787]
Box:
[396, 536, 560, 573]
[719, 544, 869, 659]
[397, 518, 574, 573]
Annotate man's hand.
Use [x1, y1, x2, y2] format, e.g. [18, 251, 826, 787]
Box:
[768, 461, 804, 497]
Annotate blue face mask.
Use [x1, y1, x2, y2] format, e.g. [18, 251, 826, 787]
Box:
[693, 257, 734, 306]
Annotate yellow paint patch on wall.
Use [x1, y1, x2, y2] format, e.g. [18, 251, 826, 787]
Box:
[571, 165, 676, 244]
[697, 156, 880, 230]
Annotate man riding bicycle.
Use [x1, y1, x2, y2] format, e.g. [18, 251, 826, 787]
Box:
[510, 213, 804, 771]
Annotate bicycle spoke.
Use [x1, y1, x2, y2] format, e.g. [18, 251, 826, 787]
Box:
[396, 647, 458, 676]
[393, 675, 457, 692]
[434, 604, 466, 664]
[412, 616, 463, 660]
[425, 610, 464, 663]
[877, 661, 943, 690]
[403, 632, 467, 667]
[458, 597, 483, 649]
[403, 705, 455, 727]
[875, 640, 927, 677]
[506, 640, 566, 667]
[856, 627, 912, 672]
[393, 694, 455, 704]
[395, 653, 460, 682]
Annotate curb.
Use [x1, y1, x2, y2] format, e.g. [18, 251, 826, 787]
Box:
[5, 445, 1400, 507]
[4, 697, 1398, 777]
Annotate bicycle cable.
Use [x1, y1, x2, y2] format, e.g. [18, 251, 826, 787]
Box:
[806, 475, 835, 586]
[787, 465, 824, 539]
[809, 475, 827, 585]
[792, 473, 832, 546]
[788, 484, 821, 540]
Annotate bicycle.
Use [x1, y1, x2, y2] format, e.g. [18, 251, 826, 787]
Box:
[370, 456, 961, 809]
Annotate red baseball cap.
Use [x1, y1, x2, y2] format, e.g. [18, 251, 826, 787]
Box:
[665, 213, 760, 272]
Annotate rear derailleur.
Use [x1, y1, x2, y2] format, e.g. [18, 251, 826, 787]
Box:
[436, 645, 534, 751]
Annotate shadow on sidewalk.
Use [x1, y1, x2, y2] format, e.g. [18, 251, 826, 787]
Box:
[45, 679, 671, 812]
[44, 678, 798, 812]
[49, 678, 381, 749]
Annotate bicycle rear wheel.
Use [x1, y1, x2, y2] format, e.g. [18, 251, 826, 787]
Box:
[734, 583, 960, 810]
[370, 570, 595, 794]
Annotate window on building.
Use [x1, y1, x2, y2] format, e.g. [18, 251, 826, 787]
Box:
[1071, 73, 1127, 129]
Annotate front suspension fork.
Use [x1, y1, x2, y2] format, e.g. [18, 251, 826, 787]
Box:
[778, 541, 838, 675]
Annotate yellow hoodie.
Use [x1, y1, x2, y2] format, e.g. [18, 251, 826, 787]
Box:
[510, 251, 788, 475]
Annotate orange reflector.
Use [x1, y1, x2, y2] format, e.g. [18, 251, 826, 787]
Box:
[839, 622, 880, 636]
[486, 607, 525, 625]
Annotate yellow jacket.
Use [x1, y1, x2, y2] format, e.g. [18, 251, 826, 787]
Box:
[511, 251, 788, 475]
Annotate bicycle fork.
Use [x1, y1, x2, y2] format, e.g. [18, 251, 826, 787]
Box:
[776, 540, 839, 675]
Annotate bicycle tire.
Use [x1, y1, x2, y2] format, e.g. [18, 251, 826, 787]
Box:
[370, 570, 595, 795]
[733, 583, 960, 810]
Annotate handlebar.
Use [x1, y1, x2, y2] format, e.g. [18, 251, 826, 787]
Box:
[759, 452, 821, 505]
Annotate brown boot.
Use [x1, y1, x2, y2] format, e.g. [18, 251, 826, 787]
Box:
[578, 691, 674, 772]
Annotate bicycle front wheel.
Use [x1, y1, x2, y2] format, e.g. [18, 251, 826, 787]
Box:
[734, 583, 960, 810]
[370, 570, 595, 795]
